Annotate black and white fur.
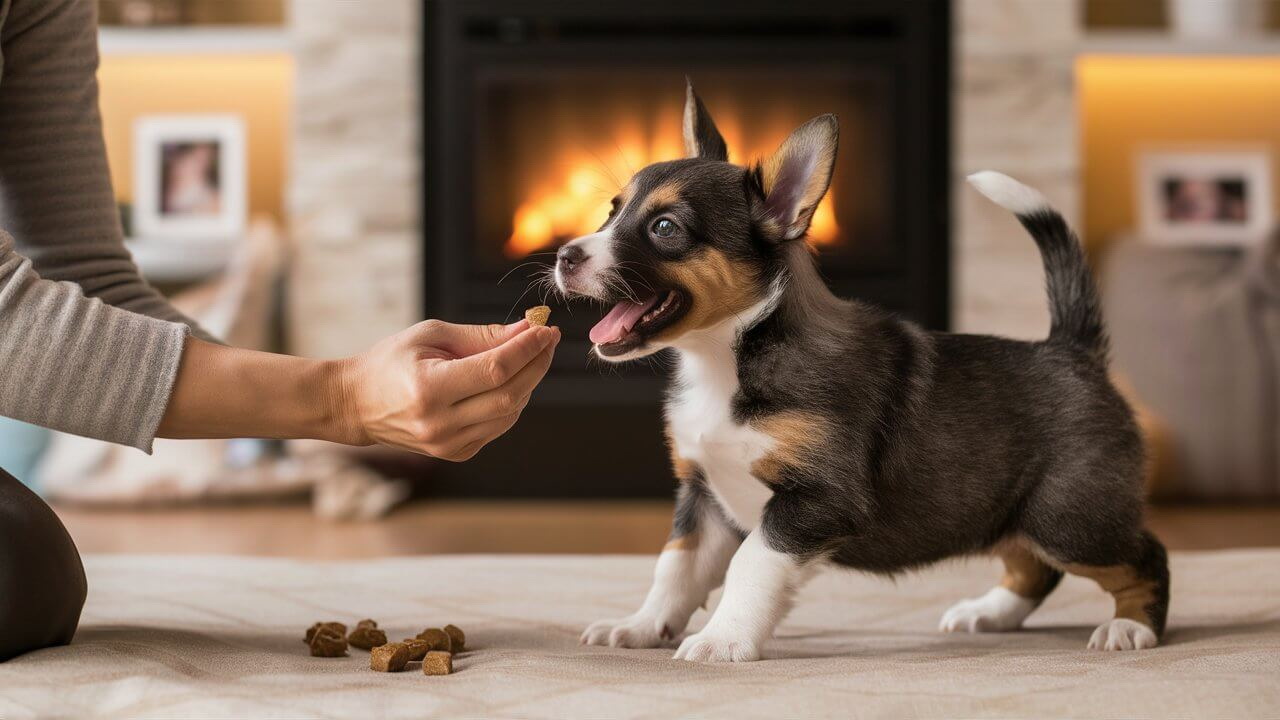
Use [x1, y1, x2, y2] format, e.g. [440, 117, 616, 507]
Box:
[554, 83, 1169, 661]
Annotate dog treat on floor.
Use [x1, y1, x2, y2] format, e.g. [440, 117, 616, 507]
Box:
[370, 642, 410, 672]
[308, 627, 348, 657]
[304, 621, 347, 644]
[355, 618, 377, 629]
[348, 625, 388, 650]
[443, 624, 466, 651]
[422, 651, 453, 675]
[400, 638, 429, 661]
[417, 628, 452, 652]
[525, 305, 551, 326]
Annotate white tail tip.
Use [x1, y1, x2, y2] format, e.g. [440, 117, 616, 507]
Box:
[967, 171, 1050, 215]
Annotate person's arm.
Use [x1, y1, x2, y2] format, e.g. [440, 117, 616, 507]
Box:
[0, 232, 189, 451]
[158, 320, 560, 461]
[0, 0, 216, 341]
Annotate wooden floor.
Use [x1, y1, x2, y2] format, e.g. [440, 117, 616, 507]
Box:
[54, 501, 1280, 558]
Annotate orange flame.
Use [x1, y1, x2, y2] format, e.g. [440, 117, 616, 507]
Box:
[504, 111, 840, 259]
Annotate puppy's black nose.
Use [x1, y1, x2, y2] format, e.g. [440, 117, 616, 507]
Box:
[557, 244, 587, 272]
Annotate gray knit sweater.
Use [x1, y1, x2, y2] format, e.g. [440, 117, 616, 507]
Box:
[0, 0, 209, 451]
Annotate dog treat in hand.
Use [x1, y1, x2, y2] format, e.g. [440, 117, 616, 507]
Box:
[443, 624, 466, 651]
[417, 628, 452, 652]
[309, 627, 348, 657]
[401, 638, 429, 661]
[348, 625, 388, 650]
[370, 642, 410, 672]
[305, 621, 347, 644]
[525, 305, 551, 327]
[422, 650, 453, 676]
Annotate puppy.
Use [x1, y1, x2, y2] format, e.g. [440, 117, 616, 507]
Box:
[555, 82, 1169, 661]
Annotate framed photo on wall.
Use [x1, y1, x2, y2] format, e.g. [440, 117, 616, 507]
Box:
[133, 115, 247, 240]
[1137, 148, 1273, 246]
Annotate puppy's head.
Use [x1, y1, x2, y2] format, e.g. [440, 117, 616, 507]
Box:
[554, 81, 839, 362]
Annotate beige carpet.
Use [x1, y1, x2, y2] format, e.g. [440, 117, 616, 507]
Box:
[1, 551, 1277, 719]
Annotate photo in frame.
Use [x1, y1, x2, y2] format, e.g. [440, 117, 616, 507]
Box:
[1137, 148, 1273, 246]
[132, 115, 247, 240]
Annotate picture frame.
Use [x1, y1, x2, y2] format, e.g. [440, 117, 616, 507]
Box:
[1137, 148, 1273, 246]
[132, 114, 247, 240]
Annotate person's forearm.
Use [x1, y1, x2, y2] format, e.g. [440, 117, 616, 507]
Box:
[156, 336, 361, 444]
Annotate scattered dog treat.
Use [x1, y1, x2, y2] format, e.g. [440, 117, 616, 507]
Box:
[525, 305, 551, 327]
[348, 625, 388, 650]
[401, 638, 430, 661]
[309, 627, 348, 658]
[422, 651, 453, 676]
[302, 619, 465, 670]
[443, 624, 466, 651]
[304, 621, 347, 644]
[370, 642, 410, 672]
[417, 627, 452, 652]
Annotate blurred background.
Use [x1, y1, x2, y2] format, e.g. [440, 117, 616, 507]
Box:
[4, 0, 1278, 557]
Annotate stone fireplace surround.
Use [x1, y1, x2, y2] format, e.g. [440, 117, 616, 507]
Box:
[288, 0, 1079, 358]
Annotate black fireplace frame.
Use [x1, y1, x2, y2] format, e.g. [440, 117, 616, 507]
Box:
[420, 0, 951, 498]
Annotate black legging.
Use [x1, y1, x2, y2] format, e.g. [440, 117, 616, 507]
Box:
[0, 466, 86, 661]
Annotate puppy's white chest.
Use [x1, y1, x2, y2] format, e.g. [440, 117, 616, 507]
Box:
[667, 368, 775, 532]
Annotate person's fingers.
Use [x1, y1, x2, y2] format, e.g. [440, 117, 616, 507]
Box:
[446, 325, 559, 398]
[428, 319, 529, 358]
[448, 344, 554, 426]
[436, 411, 522, 461]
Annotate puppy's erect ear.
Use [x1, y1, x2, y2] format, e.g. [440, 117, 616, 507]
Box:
[683, 80, 727, 161]
[758, 114, 839, 241]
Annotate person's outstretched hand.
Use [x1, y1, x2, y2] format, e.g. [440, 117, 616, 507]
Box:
[158, 318, 558, 461]
[336, 319, 560, 461]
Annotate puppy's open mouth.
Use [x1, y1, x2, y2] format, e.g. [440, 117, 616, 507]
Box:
[589, 289, 686, 357]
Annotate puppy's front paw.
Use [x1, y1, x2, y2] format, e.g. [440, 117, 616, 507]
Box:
[580, 614, 672, 649]
[939, 587, 1036, 633]
[1087, 619, 1158, 651]
[673, 630, 761, 662]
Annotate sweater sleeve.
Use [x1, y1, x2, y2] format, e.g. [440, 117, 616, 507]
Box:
[0, 231, 188, 451]
[0, 0, 217, 342]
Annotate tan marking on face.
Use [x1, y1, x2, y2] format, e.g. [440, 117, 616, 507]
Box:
[653, 248, 762, 341]
[639, 181, 683, 216]
[1065, 563, 1159, 628]
[616, 182, 636, 214]
[749, 411, 835, 485]
[663, 534, 699, 552]
[992, 538, 1060, 599]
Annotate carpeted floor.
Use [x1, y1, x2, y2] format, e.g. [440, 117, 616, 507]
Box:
[1, 550, 1277, 718]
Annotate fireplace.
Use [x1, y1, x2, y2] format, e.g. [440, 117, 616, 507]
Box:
[421, 0, 951, 498]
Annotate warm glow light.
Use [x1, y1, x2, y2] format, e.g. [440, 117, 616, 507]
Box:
[97, 53, 292, 222]
[504, 111, 841, 258]
[1078, 55, 1280, 253]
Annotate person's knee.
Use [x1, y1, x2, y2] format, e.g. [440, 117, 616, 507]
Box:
[0, 469, 86, 661]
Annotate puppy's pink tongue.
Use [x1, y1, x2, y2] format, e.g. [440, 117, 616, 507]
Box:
[589, 297, 654, 345]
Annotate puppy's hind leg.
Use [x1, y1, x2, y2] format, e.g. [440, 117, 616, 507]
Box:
[940, 539, 1063, 634]
[581, 480, 741, 649]
[1066, 530, 1170, 651]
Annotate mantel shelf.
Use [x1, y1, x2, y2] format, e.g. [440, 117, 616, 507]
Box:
[98, 26, 289, 55]
[1081, 31, 1280, 57]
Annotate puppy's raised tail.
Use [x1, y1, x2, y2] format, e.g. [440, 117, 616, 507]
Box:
[967, 171, 1108, 362]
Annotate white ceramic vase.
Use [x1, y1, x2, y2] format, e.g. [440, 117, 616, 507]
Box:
[1169, 0, 1265, 38]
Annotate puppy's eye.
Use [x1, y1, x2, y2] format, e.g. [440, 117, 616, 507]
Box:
[651, 218, 677, 238]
